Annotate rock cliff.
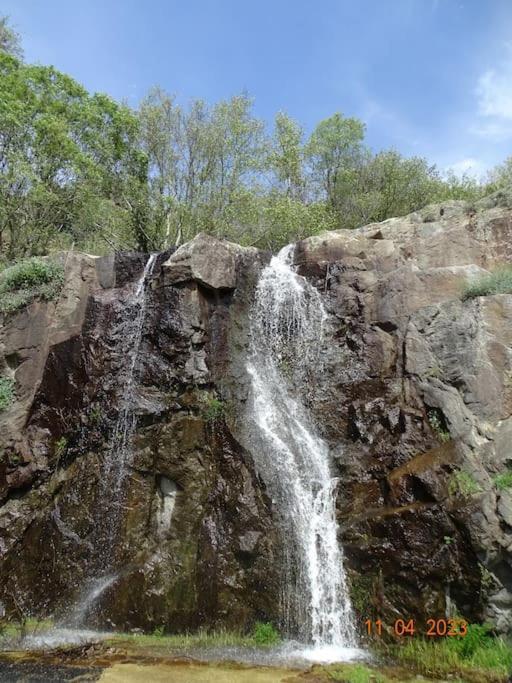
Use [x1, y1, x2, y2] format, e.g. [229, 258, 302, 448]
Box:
[1, 190, 512, 635]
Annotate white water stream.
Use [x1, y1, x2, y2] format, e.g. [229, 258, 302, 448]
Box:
[247, 245, 358, 661]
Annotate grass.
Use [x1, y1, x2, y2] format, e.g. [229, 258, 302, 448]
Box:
[203, 397, 225, 423]
[109, 623, 281, 650]
[252, 621, 281, 646]
[0, 618, 54, 642]
[323, 663, 387, 682]
[0, 376, 15, 411]
[462, 267, 512, 300]
[0, 258, 65, 314]
[448, 470, 481, 497]
[494, 471, 512, 491]
[384, 625, 512, 683]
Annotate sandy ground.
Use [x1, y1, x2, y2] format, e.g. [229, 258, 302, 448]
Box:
[98, 662, 300, 682]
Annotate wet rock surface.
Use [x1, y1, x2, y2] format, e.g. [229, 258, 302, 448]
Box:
[2, 194, 512, 636]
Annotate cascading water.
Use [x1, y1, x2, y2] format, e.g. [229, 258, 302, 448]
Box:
[246, 245, 358, 660]
[103, 252, 158, 492]
[65, 253, 157, 626]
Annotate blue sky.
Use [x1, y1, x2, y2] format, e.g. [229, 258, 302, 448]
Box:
[3, 0, 512, 175]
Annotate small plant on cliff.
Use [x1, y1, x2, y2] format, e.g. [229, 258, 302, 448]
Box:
[89, 405, 102, 425]
[53, 436, 67, 464]
[204, 397, 224, 423]
[0, 377, 14, 411]
[462, 266, 512, 300]
[251, 621, 281, 646]
[427, 409, 450, 443]
[494, 470, 512, 491]
[448, 470, 481, 498]
[0, 258, 65, 314]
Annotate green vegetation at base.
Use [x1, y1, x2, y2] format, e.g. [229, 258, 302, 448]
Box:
[251, 621, 281, 646]
[110, 623, 281, 650]
[462, 267, 512, 301]
[0, 258, 65, 314]
[0, 376, 14, 411]
[324, 663, 388, 683]
[0, 617, 54, 641]
[387, 625, 512, 682]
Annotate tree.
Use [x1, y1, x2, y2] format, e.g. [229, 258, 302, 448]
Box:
[0, 53, 145, 257]
[268, 112, 305, 200]
[487, 156, 512, 191]
[306, 112, 366, 210]
[0, 16, 22, 59]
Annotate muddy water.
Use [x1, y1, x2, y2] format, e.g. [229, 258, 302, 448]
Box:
[99, 662, 299, 682]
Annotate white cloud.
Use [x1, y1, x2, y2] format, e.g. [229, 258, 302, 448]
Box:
[473, 47, 512, 139]
[446, 157, 483, 176]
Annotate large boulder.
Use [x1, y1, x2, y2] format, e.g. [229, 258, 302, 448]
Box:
[162, 233, 258, 291]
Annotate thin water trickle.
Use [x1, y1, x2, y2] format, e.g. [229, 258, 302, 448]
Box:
[64, 254, 157, 627]
[246, 245, 358, 655]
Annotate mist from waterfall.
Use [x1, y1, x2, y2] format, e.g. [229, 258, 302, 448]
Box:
[246, 245, 357, 657]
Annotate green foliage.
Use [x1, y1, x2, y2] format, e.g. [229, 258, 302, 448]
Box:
[152, 625, 165, 637]
[0, 258, 64, 313]
[0, 16, 22, 58]
[109, 627, 267, 650]
[449, 624, 494, 659]
[462, 267, 512, 300]
[203, 397, 225, 423]
[89, 405, 102, 424]
[54, 436, 67, 460]
[427, 409, 451, 443]
[251, 621, 281, 646]
[349, 574, 374, 615]
[0, 52, 144, 257]
[0, 376, 14, 411]
[392, 633, 512, 680]
[480, 564, 496, 592]
[449, 470, 481, 498]
[494, 470, 512, 491]
[0, 20, 501, 257]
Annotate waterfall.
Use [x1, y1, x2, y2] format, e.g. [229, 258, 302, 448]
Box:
[66, 253, 157, 626]
[246, 245, 357, 656]
[103, 253, 158, 490]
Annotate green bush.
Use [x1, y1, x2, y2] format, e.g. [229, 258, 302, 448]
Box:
[251, 621, 281, 646]
[494, 471, 512, 491]
[462, 267, 512, 300]
[0, 377, 14, 411]
[0, 258, 65, 314]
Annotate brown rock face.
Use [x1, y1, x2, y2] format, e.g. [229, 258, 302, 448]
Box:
[0, 241, 278, 632]
[291, 193, 512, 633]
[2, 193, 512, 636]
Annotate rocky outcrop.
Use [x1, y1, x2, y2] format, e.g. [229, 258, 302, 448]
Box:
[0, 240, 277, 632]
[163, 232, 259, 291]
[2, 190, 512, 636]
[291, 192, 512, 633]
